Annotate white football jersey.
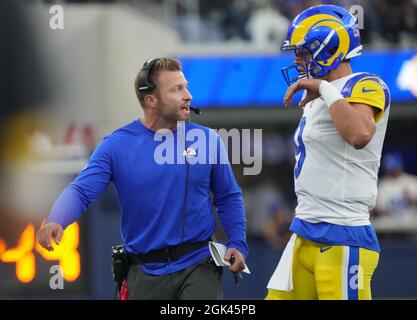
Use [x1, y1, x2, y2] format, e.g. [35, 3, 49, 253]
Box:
[294, 72, 391, 226]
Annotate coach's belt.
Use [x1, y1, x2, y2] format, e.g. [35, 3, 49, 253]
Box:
[127, 239, 210, 264]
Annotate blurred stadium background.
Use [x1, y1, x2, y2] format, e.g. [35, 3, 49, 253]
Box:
[1, 0, 417, 299]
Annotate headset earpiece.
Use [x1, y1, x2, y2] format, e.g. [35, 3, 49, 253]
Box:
[137, 58, 160, 92]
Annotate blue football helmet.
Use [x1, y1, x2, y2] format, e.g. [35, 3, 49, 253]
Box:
[281, 4, 362, 85]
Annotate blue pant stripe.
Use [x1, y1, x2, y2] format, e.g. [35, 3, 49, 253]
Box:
[348, 247, 359, 300]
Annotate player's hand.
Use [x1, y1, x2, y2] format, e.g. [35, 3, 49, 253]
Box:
[36, 222, 63, 251]
[284, 78, 322, 108]
[224, 248, 245, 273]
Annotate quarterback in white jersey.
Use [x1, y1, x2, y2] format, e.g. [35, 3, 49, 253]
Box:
[294, 72, 390, 226]
[266, 5, 390, 300]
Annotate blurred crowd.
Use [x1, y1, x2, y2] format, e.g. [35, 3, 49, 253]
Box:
[371, 152, 417, 234]
[175, 0, 417, 48]
[52, 0, 417, 48]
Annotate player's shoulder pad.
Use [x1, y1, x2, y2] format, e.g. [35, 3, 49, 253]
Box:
[340, 72, 391, 114]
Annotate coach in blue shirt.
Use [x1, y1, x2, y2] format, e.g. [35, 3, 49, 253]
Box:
[36, 57, 248, 299]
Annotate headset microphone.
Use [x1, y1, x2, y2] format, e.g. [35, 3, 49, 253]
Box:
[190, 107, 201, 115]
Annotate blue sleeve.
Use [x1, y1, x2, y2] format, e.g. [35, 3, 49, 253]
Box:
[46, 137, 113, 229]
[210, 133, 249, 259]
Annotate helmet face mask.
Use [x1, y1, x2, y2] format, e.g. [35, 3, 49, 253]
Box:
[281, 5, 362, 86]
[281, 45, 314, 85]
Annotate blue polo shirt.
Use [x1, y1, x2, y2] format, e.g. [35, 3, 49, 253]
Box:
[47, 120, 248, 275]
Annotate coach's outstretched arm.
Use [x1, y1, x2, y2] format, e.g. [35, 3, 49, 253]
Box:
[37, 137, 113, 251]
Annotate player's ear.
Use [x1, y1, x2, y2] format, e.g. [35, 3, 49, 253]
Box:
[144, 94, 157, 108]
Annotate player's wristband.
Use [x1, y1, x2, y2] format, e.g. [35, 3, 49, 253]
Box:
[319, 80, 344, 108]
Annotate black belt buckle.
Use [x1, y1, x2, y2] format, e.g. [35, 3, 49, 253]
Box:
[166, 247, 178, 262]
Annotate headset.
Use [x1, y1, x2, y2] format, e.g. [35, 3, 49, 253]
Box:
[137, 58, 201, 115]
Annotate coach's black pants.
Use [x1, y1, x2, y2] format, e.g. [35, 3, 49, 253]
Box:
[126, 256, 223, 300]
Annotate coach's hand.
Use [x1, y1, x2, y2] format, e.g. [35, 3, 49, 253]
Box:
[36, 222, 63, 251]
[284, 78, 322, 108]
[224, 248, 245, 273]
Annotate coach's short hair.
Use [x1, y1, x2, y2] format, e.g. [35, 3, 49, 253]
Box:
[134, 57, 182, 107]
